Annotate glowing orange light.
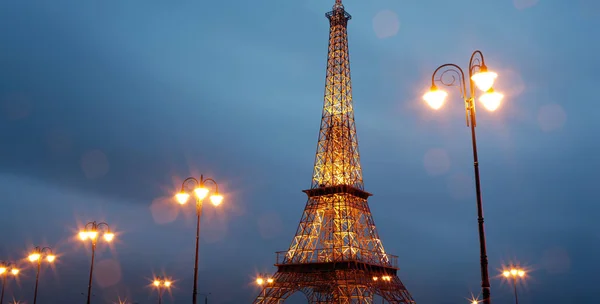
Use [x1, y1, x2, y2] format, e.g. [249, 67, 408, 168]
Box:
[423, 87, 448, 110]
[471, 70, 498, 92]
[28, 253, 41, 262]
[175, 192, 190, 204]
[479, 89, 503, 111]
[503, 268, 526, 279]
[210, 194, 224, 206]
[194, 187, 209, 200]
[104, 232, 115, 242]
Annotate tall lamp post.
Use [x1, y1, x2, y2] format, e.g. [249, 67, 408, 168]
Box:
[79, 221, 115, 304]
[423, 50, 504, 304]
[152, 276, 172, 304]
[175, 175, 224, 304]
[27, 247, 56, 304]
[0, 261, 19, 304]
[502, 268, 526, 304]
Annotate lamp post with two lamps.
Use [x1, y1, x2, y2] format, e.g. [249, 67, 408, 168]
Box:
[27, 247, 55, 304]
[175, 175, 223, 304]
[0, 261, 19, 304]
[423, 50, 504, 304]
[503, 268, 526, 304]
[153, 276, 172, 304]
[79, 221, 115, 304]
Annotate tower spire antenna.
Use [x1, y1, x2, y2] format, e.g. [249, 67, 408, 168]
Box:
[334, 0, 343, 10]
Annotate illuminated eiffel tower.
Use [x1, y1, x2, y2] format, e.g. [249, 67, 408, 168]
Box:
[252, 1, 416, 303]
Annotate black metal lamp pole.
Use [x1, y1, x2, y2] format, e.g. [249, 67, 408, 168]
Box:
[512, 276, 519, 304]
[427, 50, 502, 304]
[176, 176, 222, 304]
[28, 247, 54, 304]
[0, 261, 18, 304]
[80, 221, 114, 304]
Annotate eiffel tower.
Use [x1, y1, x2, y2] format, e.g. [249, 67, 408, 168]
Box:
[253, 1, 416, 303]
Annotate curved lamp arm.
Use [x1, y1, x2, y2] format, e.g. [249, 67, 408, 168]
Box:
[30, 246, 53, 255]
[431, 63, 468, 101]
[180, 176, 219, 193]
[201, 178, 220, 194]
[40, 247, 53, 255]
[84, 221, 111, 233]
[180, 177, 201, 192]
[96, 222, 111, 233]
[469, 50, 487, 78]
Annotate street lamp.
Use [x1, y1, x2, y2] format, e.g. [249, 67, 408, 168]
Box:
[152, 276, 172, 304]
[27, 247, 55, 304]
[79, 221, 115, 304]
[502, 268, 526, 304]
[0, 261, 19, 304]
[423, 50, 503, 304]
[175, 175, 223, 304]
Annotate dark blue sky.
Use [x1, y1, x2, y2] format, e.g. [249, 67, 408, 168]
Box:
[1, 0, 598, 303]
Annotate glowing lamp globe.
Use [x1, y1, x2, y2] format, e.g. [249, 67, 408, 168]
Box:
[471, 70, 498, 92]
[479, 89, 503, 111]
[194, 187, 209, 199]
[423, 88, 448, 110]
[28, 253, 41, 262]
[175, 192, 190, 204]
[210, 194, 224, 206]
[87, 231, 98, 239]
[104, 232, 115, 242]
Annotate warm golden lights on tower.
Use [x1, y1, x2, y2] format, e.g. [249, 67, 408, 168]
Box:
[253, 1, 414, 302]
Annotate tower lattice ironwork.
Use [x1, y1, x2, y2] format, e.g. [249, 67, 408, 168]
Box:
[253, 1, 416, 303]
